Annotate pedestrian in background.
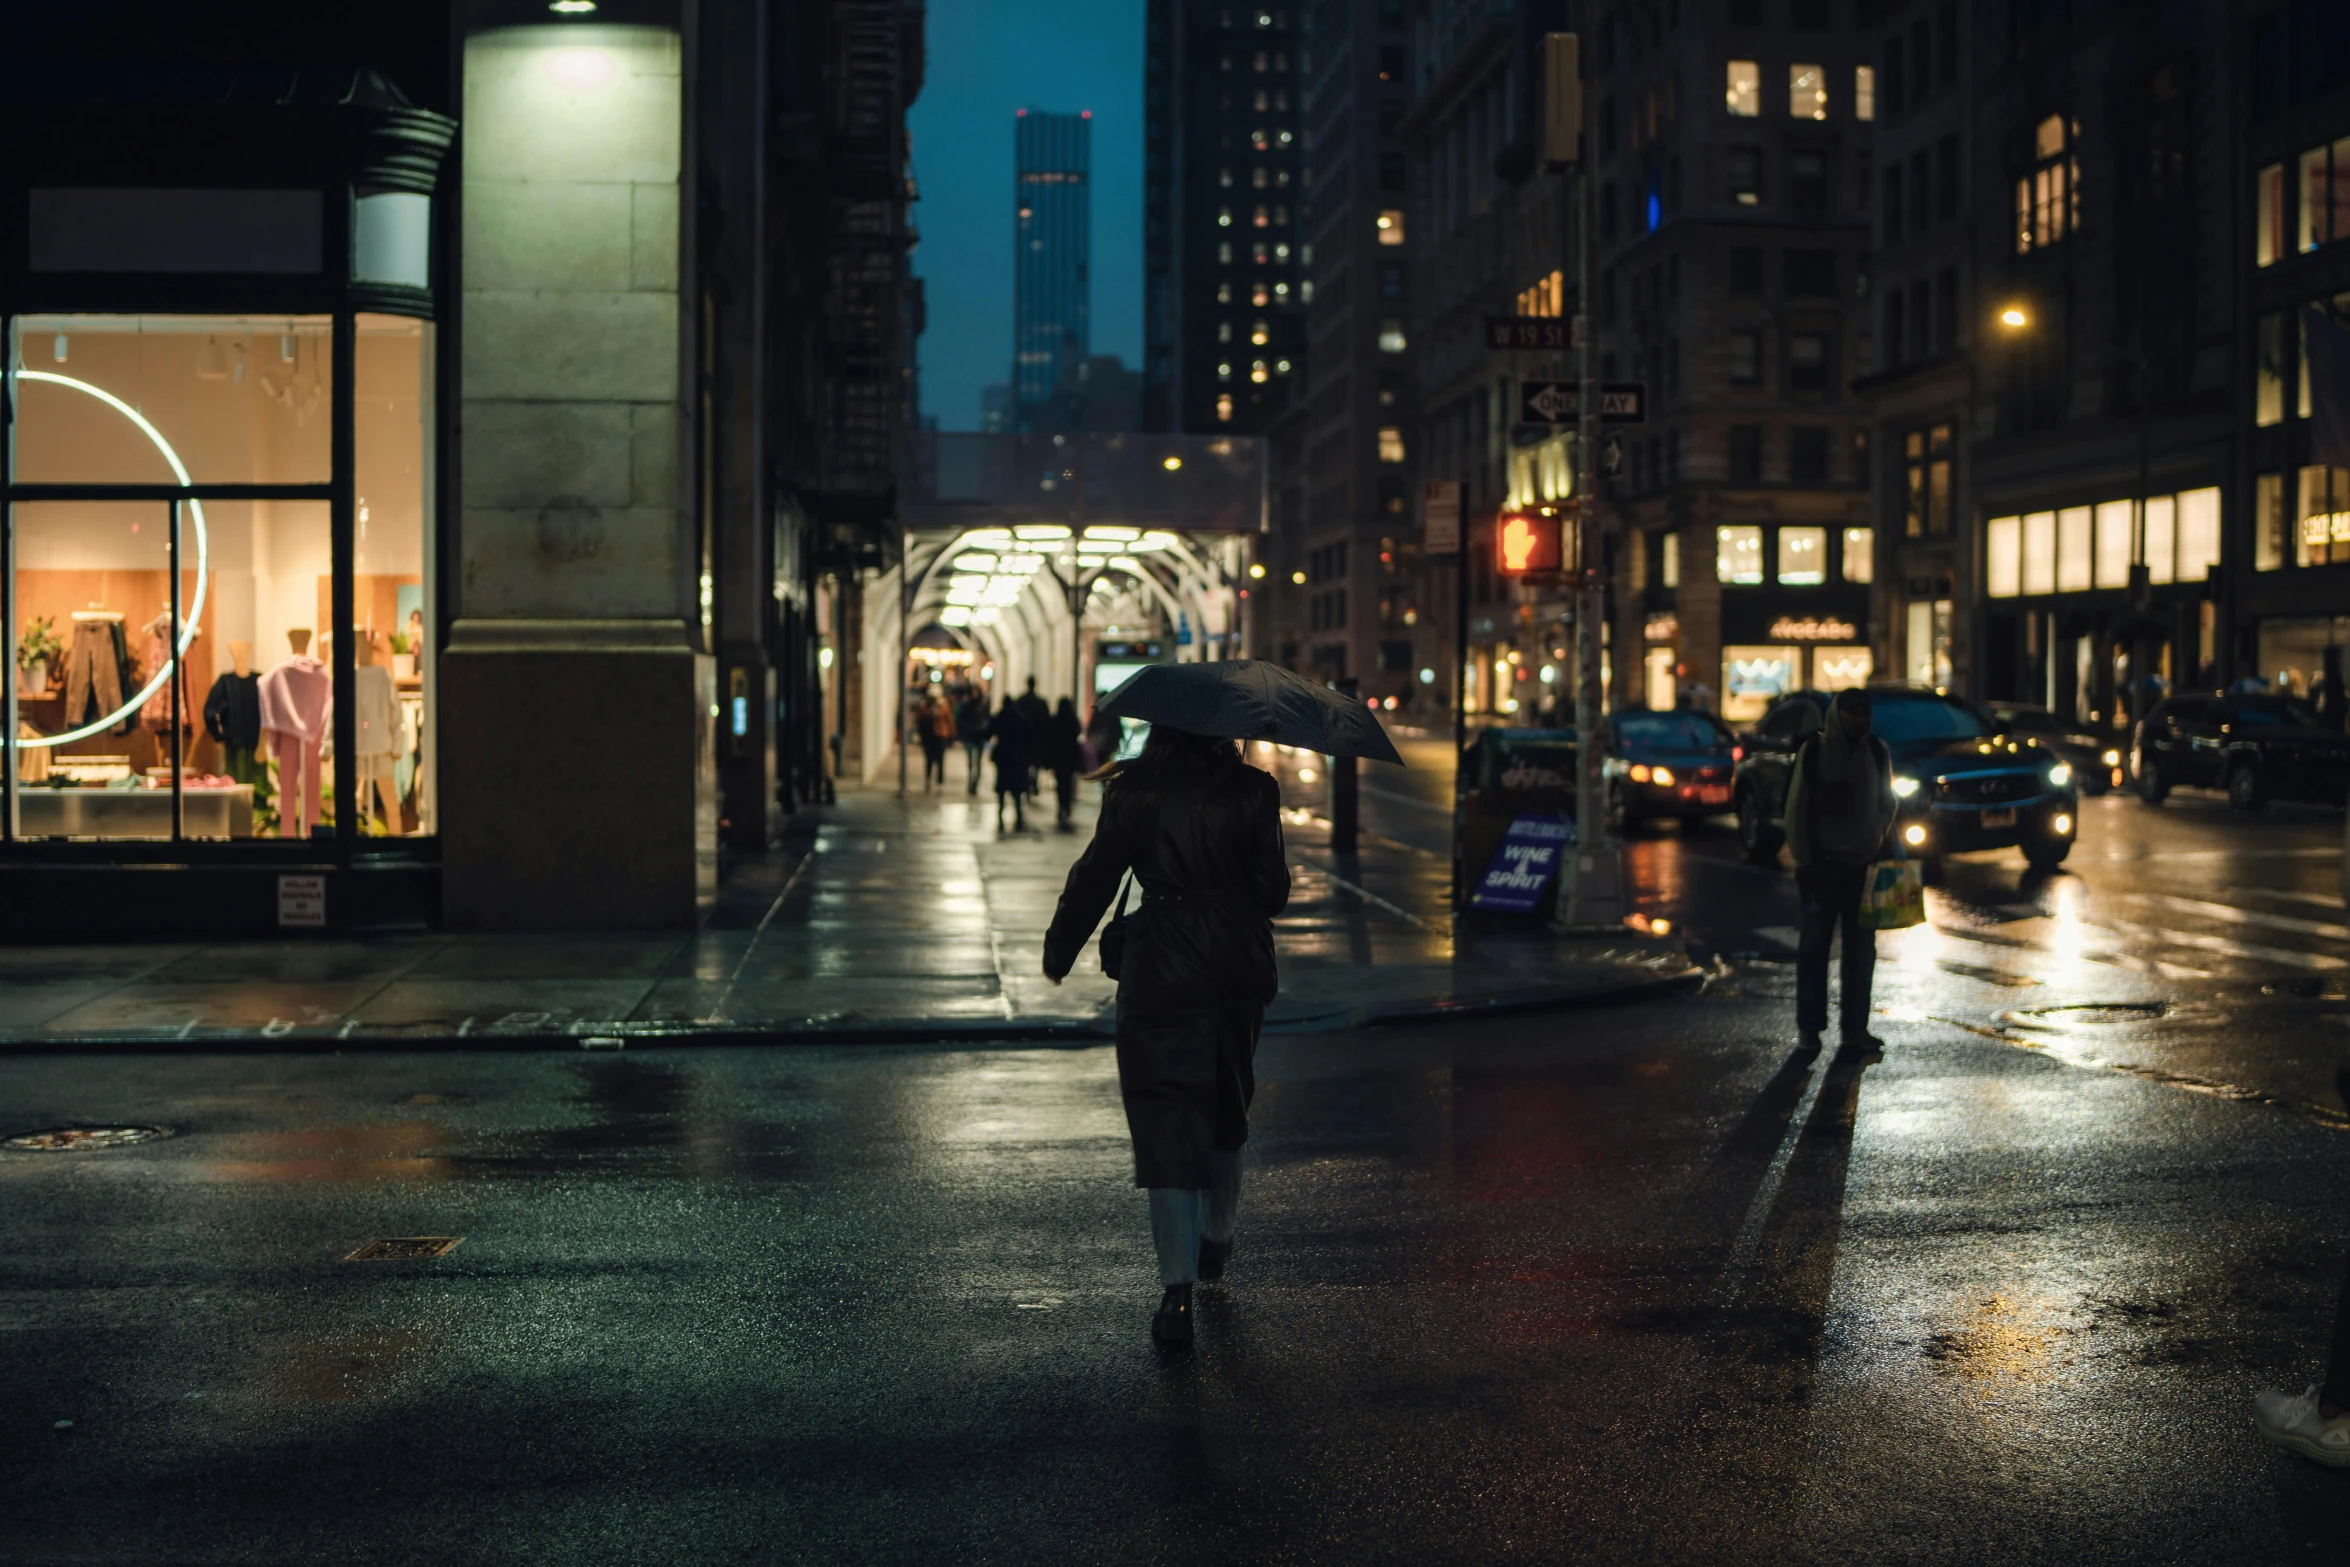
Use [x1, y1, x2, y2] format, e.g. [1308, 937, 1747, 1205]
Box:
[1016, 677, 1052, 801]
[1047, 697, 1083, 829]
[1085, 702, 1123, 771]
[957, 690, 992, 795]
[1041, 725, 1289, 1346]
[988, 696, 1034, 831]
[917, 691, 952, 790]
[1783, 688, 1897, 1056]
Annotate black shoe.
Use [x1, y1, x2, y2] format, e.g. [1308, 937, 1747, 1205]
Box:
[1152, 1284, 1194, 1345]
[1197, 1239, 1232, 1282]
[1838, 1031, 1886, 1059]
[1796, 1028, 1823, 1057]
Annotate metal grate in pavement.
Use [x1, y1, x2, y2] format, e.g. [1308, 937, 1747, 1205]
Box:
[344, 1237, 464, 1262]
[5, 1126, 172, 1152]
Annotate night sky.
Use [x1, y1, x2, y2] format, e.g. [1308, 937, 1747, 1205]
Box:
[911, 0, 1144, 432]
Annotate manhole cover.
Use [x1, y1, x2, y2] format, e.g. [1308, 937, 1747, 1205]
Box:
[344, 1237, 464, 1262]
[2003, 1002, 2169, 1028]
[5, 1126, 172, 1152]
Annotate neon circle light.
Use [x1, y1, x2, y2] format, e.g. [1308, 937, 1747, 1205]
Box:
[9, 370, 210, 749]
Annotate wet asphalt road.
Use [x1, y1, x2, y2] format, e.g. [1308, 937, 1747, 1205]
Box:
[6, 768, 2350, 1562]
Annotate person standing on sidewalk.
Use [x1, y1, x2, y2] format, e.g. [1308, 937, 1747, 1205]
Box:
[1046, 697, 1083, 829]
[1783, 688, 1896, 1057]
[957, 690, 992, 795]
[1016, 677, 1052, 802]
[917, 692, 952, 790]
[987, 696, 1035, 831]
[1041, 725, 1289, 1347]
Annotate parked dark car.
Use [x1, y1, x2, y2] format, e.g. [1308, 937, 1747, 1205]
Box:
[1987, 703, 2123, 796]
[1605, 709, 1738, 829]
[2133, 691, 2350, 810]
[1733, 686, 2080, 876]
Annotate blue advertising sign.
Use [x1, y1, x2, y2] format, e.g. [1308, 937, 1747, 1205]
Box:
[1469, 814, 1574, 913]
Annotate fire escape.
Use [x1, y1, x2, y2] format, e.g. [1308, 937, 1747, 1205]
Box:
[813, 0, 916, 564]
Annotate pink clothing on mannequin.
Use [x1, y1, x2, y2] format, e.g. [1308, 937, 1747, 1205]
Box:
[258, 656, 330, 740]
[259, 657, 331, 839]
[266, 729, 324, 839]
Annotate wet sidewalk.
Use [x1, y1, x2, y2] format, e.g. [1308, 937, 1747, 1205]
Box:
[0, 783, 1691, 1049]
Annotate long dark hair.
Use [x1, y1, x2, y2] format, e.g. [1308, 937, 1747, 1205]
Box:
[1090, 724, 1239, 801]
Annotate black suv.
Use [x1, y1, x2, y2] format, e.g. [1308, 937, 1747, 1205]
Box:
[1734, 686, 2081, 875]
[2134, 691, 2350, 810]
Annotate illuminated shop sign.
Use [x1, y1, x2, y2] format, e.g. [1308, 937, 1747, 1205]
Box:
[1644, 613, 1678, 643]
[1767, 615, 1857, 641]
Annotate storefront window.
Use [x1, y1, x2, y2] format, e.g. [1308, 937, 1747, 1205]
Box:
[2298, 466, 2350, 568]
[2256, 472, 2287, 572]
[2257, 163, 2284, 269]
[1841, 527, 1873, 583]
[2055, 505, 2092, 591]
[1721, 645, 1798, 723]
[2094, 501, 2132, 590]
[1905, 599, 1952, 688]
[8, 311, 435, 843]
[1813, 648, 1873, 690]
[1986, 516, 2021, 598]
[354, 313, 434, 836]
[1716, 524, 1763, 584]
[1777, 526, 1826, 584]
[2256, 617, 2350, 696]
[2143, 494, 2176, 584]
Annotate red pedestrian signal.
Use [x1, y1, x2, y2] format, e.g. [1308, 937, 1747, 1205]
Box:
[1495, 511, 1563, 575]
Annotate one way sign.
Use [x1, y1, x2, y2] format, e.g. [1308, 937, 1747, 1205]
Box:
[1519, 380, 1646, 426]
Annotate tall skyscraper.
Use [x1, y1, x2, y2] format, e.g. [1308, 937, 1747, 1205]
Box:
[1141, 1, 1310, 434]
[1013, 108, 1091, 431]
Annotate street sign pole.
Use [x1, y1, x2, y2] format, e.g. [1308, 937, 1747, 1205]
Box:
[1567, 40, 1622, 930]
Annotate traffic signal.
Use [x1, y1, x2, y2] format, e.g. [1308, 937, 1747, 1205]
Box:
[1495, 510, 1564, 575]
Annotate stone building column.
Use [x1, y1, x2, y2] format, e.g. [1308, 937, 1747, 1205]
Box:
[442, 23, 715, 929]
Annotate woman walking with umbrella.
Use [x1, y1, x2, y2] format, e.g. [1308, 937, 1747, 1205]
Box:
[1042, 659, 1399, 1345]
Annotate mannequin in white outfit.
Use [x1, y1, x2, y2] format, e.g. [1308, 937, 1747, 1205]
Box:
[352, 634, 408, 833]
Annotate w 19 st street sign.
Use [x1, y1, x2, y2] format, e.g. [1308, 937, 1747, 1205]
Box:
[1519, 380, 1646, 426]
[1485, 316, 1576, 351]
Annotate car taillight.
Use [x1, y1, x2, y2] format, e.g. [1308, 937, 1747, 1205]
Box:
[1731, 746, 1743, 762]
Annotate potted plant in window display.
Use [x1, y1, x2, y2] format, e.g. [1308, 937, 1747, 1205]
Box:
[17, 616, 62, 697]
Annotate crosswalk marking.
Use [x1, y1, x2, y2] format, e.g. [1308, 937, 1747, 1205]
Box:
[2094, 914, 2348, 971]
[2125, 892, 2350, 942]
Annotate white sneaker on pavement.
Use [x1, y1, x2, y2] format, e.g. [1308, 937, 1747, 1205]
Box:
[2252, 1385, 2350, 1467]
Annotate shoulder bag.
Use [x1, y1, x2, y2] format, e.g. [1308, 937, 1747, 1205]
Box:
[1099, 872, 1134, 980]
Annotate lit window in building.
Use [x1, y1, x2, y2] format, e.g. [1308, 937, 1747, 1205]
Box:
[2256, 163, 2284, 268]
[1251, 321, 1269, 345]
[1726, 60, 1760, 117]
[1378, 427, 1405, 463]
[2256, 472, 2287, 571]
[1778, 526, 1826, 585]
[1717, 525, 1764, 584]
[1273, 242, 1290, 260]
[1218, 207, 1233, 228]
[1220, 167, 1234, 188]
[2014, 114, 2079, 253]
[1252, 242, 1269, 264]
[1251, 284, 1269, 307]
[1251, 360, 1269, 383]
[2056, 505, 2092, 592]
[1217, 281, 1233, 304]
[1902, 424, 1952, 536]
[1842, 527, 1874, 583]
[1218, 321, 1233, 342]
[1273, 280, 1290, 299]
[1253, 51, 1268, 70]
[1376, 209, 1406, 245]
[1275, 358, 1292, 373]
[1378, 318, 1407, 353]
[1855, 65, 1876, 122]
[1789, 63, 1827, 121]
[1253, 205, 1269, 227]
[1300, 279, 1314, 302]
[1278, 129, 1294, 145]
[1218, 361, 1233, 381]
[1254, 89, 1269, 111]
[1218, 242, 1233, 263]
[2095, 501, 2133, 589]
[1661, 531, 1680, 588]
[1986, 516, 2021, 597]
[1253, 166, 1269, 188]
[1216, 394, 1235, 422]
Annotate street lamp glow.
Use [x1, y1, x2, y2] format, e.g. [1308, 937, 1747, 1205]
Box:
[1291, 570, 1307, 585]
[1162, 455, 1183, 470]
[1999, 305, 2030, 329]
[1249, 563, 1266, 578]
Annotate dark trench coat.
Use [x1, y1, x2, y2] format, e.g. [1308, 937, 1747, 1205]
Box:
[1043, 754, 1290, 1188]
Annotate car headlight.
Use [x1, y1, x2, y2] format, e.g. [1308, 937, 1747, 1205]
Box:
[2047, 762, 2072, 787]
[1891, 775, 1920, 798]
[2101, 749, 2121, 767]
[1652, 765, 1675, 787]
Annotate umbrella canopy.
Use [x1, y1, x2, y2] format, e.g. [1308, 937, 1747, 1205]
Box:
[1094, 660, 1404, 764]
